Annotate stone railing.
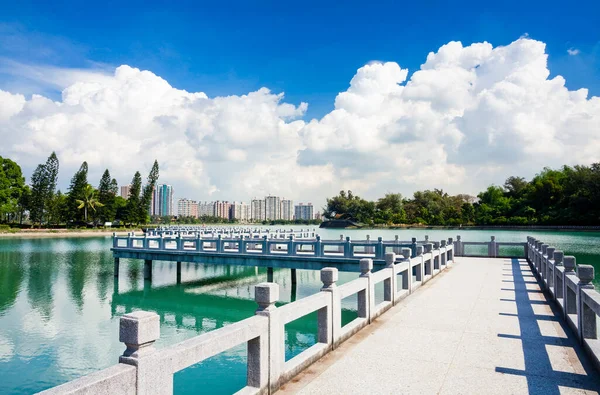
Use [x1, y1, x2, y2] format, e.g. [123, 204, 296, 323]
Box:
[527, 236, 600, 371]
[112, 234, 428, 261]
[39, 241, 455, 394]
[146, 226, 318, 239]
[454, 235, 527, 258]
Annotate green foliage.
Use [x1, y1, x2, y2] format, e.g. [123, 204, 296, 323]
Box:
[66, 162, 89, 223]
[126, 171, 143, 225]
[140, 160, 159, 224]
[75, 184, 104, 222]
[97, 169, 118, 223]
[0, 156, 26, 222]
[28, 152, 60, 226]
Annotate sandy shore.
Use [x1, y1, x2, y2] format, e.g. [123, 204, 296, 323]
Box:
[0, 230, 136, 238]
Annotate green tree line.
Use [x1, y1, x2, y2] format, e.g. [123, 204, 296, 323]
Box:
[323, 164, 600, 226]
[0, 152, 160, 227]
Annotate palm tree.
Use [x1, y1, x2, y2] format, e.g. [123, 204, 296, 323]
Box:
[76, 184, 104, 222]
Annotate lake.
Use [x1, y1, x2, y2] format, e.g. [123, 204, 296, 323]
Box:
[0, 228, 598, 394]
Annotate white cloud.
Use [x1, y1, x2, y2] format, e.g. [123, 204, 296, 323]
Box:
[0, 38, 599, 205]
[567, 47, 580, 56]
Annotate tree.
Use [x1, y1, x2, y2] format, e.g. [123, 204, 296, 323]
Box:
[67, 162, 89, 223]
[0, 156, 26, 223]
[139, 160, 159, 224]
[126, 172, 142, 225]
[28, 152, 60, 226]
[97, 169, 117, 223]
[75, 184, 104, 222]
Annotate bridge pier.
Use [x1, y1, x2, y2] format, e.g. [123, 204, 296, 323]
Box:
[114, 258, 120, 277]
[144, 259, 152, 280]
[176, 261, 182, 284]
[291, 268, 297, 285]
[267, 267, 274, 282]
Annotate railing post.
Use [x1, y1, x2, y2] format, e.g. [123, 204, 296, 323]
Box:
[255, 283, 280, 393]
[393, 235, 400, 254]
[159, 235, 165, 250]
[563, 256, 577, 319]
[541, 244, 549, 286]
[344, 236, 352, 258]
[545, 247, 556, 290]
[433, 241, 440, 271]
[411, 238, 417, 258]
[489, 236, 496, 257]
[320, 268, 338, 348]
[119, 311, 169, 394]
[447, 238, 454, 263]
[262, 235, 269, 255]
[423, 243, 433, 278]
[456, 235, 462, 256]
[315, 235, 322, 257]
[440, 240, 447, 267]
[400, 248, 412, 292]
[376, 237, 384, 259]
[554, 251, 564, 299]
[288, 235, 295, 256]
[239, 235, 246, 254]
[384, 253, 395, 303]
[176, 234, 182, 251]
[577, 265, 597, 341]
[415, 246, 424, 282]
[359, 258, 373, 323]
[113, 232, 118, 248]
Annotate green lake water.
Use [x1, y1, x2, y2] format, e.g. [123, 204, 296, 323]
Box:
[0, 228, 598, 394]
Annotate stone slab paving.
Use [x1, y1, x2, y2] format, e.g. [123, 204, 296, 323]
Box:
[280, 257, 600, 395]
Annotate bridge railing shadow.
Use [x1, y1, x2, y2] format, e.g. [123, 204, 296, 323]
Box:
[494, 257, 600, 394]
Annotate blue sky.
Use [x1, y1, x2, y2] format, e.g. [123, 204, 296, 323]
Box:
[0, 0, 598, 119]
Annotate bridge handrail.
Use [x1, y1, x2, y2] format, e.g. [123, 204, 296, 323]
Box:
[526, 236, 599, 372]
[41, 240, 457, 395]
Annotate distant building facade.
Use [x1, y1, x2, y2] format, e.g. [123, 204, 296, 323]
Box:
[265, 196, 281, 221]
[294, 203, 314, 221]
[281, 199, 294, 221]
[177, 198, 198, 218]
[156, 184, 174, 216]
[251, 199, 265, 221]
[120, 185, 131, 199]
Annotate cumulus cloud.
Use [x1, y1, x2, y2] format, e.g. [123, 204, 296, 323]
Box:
[567, 47, 580, 56]
[0, 37, 599, 203]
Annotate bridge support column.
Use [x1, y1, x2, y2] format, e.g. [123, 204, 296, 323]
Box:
[144, 259, 153, 280]
[176, 261, 182, 284]
[267, 267, 274, 282]
[291, 268, 297, 285]
[114, 257, 120, 277]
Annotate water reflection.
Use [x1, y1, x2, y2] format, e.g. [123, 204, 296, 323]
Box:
[0, 252, 23, 314]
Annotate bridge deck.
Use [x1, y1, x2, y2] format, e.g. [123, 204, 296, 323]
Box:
[281, 257, 600, 395]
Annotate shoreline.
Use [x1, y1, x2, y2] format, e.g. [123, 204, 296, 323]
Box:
[0, 230, 134, 238]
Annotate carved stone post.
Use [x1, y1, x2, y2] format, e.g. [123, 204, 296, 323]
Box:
[577, 265, 596, 341]
[119, 311, 168, 394]
[553, 251, 564, 299]
[255, 282, 280, 393]
[563, 256, 578, 319]
[320, 268, 338, 348]
[359, 258, 373, 323]
[384, 253, 396, 302]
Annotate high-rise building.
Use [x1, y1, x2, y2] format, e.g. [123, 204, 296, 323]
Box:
[198, 201, 215, 217]
[214, 201, 231, 220]
[177, 198, 198, 218]
[231, 201, 250, 222]
[295, 203, 314, 221]
[157, 184, 174, 216]
[120, 185, 131, 199]
[265, 196, 281, 221]
[281, 199, 294, 221]
[251, 199, 265, 222]
[149, 186, 157, 216]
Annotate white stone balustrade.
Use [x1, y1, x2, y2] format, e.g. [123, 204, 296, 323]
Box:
[526, 236, 600, 372]
[40, 240, 458, 395]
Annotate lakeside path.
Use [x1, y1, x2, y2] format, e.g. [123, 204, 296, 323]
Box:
[280, 257, 600, 395]
[0, 230, 130, 238]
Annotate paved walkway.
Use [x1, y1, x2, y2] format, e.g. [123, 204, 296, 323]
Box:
[280, 257, 600, 394]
